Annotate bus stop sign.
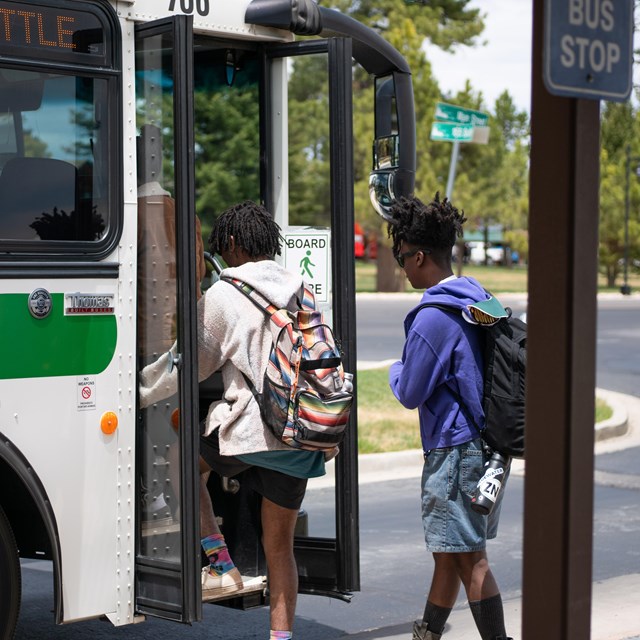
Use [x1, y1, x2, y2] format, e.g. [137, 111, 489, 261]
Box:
[543, 0, 633, 102]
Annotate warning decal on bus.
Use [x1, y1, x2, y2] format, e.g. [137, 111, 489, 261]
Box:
[65, 293, 115, 315]
[77, 376, 96, 411]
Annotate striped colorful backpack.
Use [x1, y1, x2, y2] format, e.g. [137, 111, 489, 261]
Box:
[221, 276, 353, 452]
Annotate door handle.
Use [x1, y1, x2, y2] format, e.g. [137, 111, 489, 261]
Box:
[167, 352, 183, 373]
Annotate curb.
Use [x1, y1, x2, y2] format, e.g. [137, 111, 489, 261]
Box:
[595, 387, 630, 441]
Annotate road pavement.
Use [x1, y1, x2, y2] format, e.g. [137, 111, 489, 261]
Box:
[316, 387, 640, 640]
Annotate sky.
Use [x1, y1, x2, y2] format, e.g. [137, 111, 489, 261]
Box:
[424, 0, 534, 113]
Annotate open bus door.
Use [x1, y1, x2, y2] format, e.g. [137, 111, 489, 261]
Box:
[134, 15, 201, 623]
[265, 36, 360, 598]
[132, 18, 359, 623]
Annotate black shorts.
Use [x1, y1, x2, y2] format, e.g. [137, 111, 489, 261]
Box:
[199, 425, 308, 511]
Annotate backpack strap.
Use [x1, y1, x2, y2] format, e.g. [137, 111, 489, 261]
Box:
[220, 276, 316, 315]
[219, 275, 316, 407]
[221, 276, 278, 315]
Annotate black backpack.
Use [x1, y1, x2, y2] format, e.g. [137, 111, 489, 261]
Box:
[418, 297, 527, 458]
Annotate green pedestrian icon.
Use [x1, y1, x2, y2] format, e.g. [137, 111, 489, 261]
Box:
[300, 250, 315, 278]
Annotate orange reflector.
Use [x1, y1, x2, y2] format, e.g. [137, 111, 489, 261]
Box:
[101, 411, 118, 435]
[171, 408, 180, 431]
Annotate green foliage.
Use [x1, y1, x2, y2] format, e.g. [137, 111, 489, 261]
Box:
[442, 88, 529, 237]
[326, 1, 530, 268]
[194, 89, 261, 223]
[288, 55, 332, 227]
[356, 366, 421, 453]
[599, 102, 640, 287]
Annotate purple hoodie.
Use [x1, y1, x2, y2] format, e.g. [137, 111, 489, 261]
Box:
[389, 276, 490, 451]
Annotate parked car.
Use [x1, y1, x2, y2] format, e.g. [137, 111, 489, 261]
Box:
[468, 241, 505, 265]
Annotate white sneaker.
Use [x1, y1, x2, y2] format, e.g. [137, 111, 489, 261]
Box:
[201, 565, 243, 599]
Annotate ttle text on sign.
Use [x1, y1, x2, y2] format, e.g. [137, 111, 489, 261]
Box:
[0, 2, 105, 59]
[0, 7, 76, 48]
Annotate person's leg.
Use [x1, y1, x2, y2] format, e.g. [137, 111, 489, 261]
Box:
[412, 553, 461, 638]
[427, 553, 463, 607]
[198, 456, 242, 594]
[261, 496, 299, 634]
[452, 551, 508, 640]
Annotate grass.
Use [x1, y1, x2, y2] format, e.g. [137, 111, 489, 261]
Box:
[355, 260, 640, 294]
[357, 366, 614, 454]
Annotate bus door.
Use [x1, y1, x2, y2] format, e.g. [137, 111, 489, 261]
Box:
[134, 15, 201, 623]
[265, 37, 360, 599]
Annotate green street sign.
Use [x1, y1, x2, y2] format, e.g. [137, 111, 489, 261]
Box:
[435, 102, 489, 127]
[430, 121, 474, 142]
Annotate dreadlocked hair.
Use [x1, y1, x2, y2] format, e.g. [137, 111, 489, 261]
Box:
[209, 200, 282, 258]
[387, 193, 467, 262]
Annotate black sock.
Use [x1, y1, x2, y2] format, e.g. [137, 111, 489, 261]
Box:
[422, 600, 452, 635]
[468, 593, 507, 640]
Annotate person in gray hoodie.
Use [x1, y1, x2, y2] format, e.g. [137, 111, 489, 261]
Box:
[387, 194, 511, 640]
[140, 201, 326, 640]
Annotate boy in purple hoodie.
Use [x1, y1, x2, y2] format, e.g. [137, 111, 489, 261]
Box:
[388, 194, 512, 640]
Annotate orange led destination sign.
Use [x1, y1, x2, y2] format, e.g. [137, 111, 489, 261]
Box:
[0, 1, 104, 58]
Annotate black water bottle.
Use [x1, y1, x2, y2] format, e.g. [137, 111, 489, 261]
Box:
[471, 451, 510, 515]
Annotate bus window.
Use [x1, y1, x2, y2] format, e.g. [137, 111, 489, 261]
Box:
[193, 39, 261, 226]
[0, 70, 116, 248]
[287, 53, 330, 228]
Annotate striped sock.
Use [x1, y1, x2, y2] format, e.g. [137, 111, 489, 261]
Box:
[201, 533, 235, 576]
[269, 632, 292, 639]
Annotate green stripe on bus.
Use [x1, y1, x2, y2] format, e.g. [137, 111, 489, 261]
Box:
[0, 293, 117, 379]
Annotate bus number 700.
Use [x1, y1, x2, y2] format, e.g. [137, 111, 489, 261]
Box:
[168, 0, 210, 16]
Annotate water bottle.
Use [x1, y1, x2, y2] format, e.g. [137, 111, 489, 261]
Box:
[471, 451, 510, 515]
[343, 372, 354, 393]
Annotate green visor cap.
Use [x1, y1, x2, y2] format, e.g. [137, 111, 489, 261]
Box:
[466, 296, 509, 326]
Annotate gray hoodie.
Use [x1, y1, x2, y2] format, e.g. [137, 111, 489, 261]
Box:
[139, 259, 304, 456]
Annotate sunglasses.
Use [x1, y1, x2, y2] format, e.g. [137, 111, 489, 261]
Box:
[395, 247, 431, 268]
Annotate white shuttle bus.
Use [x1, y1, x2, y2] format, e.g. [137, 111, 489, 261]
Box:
[0, 0, 415, 636]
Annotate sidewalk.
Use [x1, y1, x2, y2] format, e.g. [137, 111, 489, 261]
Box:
[337, 573, 640, 639]
[321, 388, 640, 640]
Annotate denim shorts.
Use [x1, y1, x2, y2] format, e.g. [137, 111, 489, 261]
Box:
[420, 438, 507, 553]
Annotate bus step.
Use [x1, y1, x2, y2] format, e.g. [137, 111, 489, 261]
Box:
[140, 519, 180, 537]
[202, 575, 267, 603]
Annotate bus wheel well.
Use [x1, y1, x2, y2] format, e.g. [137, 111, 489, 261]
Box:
[0, 435, 63, 623]
[0, 461, 52, 560]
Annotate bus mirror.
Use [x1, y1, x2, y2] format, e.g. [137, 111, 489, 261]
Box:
[370, 72, 415, 222]
[373, 135, 399, 170]
[370, 76, 401, 221]
[368, 170, 396, 222]
[374, 76, 397, 138]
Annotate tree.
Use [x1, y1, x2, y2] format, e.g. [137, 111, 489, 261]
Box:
[288, 54, 332, 227]
[599, 100, 640, 287]
[432, 86, 529, 266]
[320, 1, 486, 289]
